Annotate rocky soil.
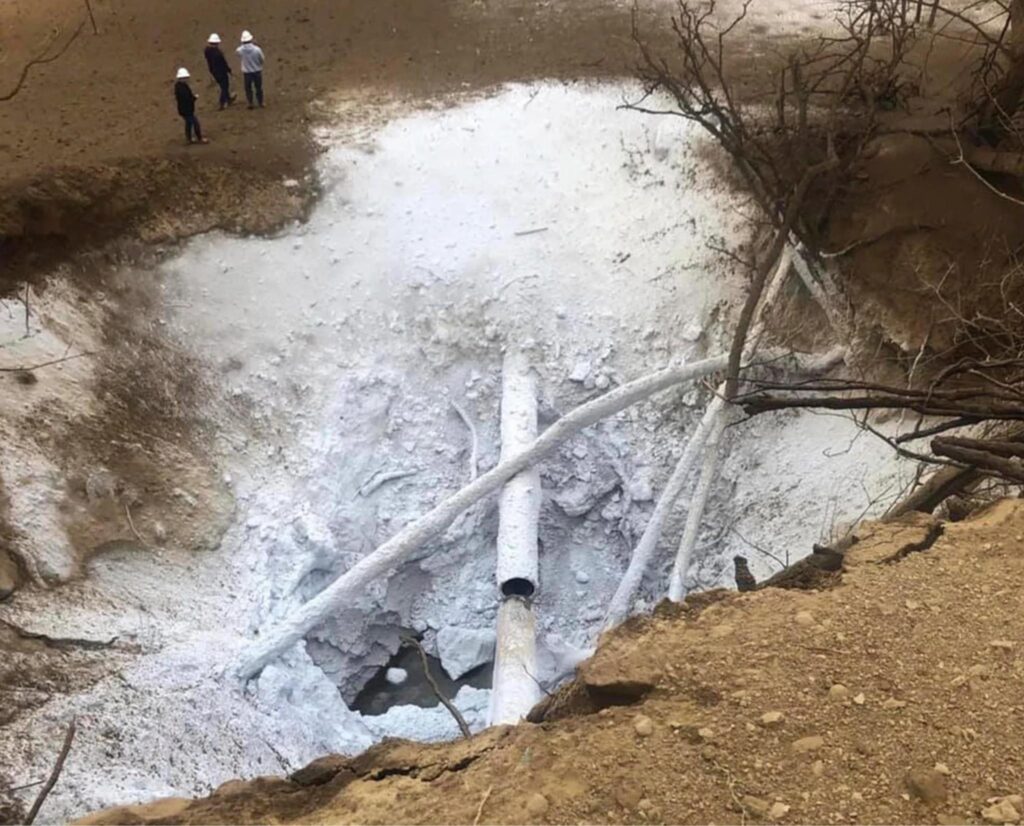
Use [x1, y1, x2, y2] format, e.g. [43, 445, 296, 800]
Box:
[78, 499, 1024, 825]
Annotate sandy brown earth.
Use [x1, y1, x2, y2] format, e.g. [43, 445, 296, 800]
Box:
[0, 0, 673, 289]
[78, 500, 1024, 825]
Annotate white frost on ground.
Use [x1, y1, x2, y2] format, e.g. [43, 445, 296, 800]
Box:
[0, 82, 913, 822]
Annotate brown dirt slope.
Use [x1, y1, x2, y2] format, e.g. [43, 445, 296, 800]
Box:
[0, 0, 656, 287]
[81, 501, 1024, 826]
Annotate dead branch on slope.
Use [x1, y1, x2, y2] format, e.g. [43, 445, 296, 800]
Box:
[0, 21, 86, 102]
[403, 636, 471, 739]
[25, 719, 76, 825]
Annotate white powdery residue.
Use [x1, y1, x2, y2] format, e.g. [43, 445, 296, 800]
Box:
[360, 686, 492, 743]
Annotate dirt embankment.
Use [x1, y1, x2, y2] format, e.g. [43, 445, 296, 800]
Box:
[79, 500, 1024, 826]
[0, 0, 662, 289]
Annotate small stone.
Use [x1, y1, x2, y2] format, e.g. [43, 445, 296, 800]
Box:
[594, 374, 611, 390]
[982, 799, 1021, 824]
[768, 802, 791, 819]
[760, 711, 785, 728]
[969, 664, 990, 679]
[385, 668, 408, 686]
[740, 796, 772, 818]
[574, 570, 591, 585]
[851, 792, 864, 802]
[792, 735, 825, 754]
[569, 360, 592, 383]
[882, 698, 907, 710]
[794, 611, 815, 626]
[934, 763, 951, 776]
[828, 683, 849, 700]
[634, 715, 655, 737]
[905, 769, 947, 804]
[990, 640, 1016, 651]
[525, 793, 549, 817]
[697, 727, 715, 741]
[853, 693, 866, 705]
[811, 760, 825, 777]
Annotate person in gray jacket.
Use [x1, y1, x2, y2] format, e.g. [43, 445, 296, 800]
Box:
[236, 30, 265, 109]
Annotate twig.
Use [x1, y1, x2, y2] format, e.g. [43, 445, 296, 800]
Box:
[451, 400, 479, 482]
[0, 22, 86, 102]
[124, 503, 146, 546]
[403, 637, 471, 738]
[513, 227, 548, 237]
[5, 779, 44, 794]
[473, 785, 494, 826]
[0, 350, 98, 373]
[83, 0, 98, 34]
[25, 719, 76, 825]
[356, 468, 419, 498]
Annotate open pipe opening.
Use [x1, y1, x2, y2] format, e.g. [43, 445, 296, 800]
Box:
[500, 577, 536, 599]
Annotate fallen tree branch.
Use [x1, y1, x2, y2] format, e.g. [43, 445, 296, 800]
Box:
[404, 637, 470, 738]
[237, 352, 730, 679]
[451, 400, 479, 482]
[25, 719, 76, 825]
[0, 22, 86, 102]
[0, 351, 98, 373]
[931, 437, 1024, 483]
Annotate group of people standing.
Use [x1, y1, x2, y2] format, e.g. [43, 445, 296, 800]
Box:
[173, 30, 266, 145]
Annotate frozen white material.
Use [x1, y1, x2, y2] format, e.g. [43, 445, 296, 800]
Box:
[362, 686, 491, 742]
[235, 352, 729, 680]
[385, 667, 408, 685]
[436, 626, 496, 679]
[496, 349, 541, 589]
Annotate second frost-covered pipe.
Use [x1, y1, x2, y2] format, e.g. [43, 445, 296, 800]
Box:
[490, 348, 542, 724]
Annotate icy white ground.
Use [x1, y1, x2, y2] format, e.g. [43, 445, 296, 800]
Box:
[0, 82, 914, 821]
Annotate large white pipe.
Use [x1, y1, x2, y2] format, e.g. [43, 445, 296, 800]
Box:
[495, 349, 541, 592]
[489, 597, 540, 724]
[490, 349, 542, 724]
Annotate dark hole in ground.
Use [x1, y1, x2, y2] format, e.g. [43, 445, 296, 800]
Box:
[351, 640, 492, 717]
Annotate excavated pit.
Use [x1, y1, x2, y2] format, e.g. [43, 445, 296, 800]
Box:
[0, 82, 914, 821]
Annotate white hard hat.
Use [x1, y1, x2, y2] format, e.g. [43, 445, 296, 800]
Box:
[240, 30, 254, 43]
[207, 33, 221, 44]
[176, 67, 190, 79]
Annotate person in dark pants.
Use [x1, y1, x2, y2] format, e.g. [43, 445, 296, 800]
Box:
[236, 30, 265, 109]
[174, 68, 208, 145]
[204, 33, 236, 110]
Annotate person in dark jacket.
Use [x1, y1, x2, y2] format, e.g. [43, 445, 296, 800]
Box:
[174, 68, 207, 145]
[204, 34, 235, 110]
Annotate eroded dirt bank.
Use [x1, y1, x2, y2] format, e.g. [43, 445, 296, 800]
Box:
[80, 499, 1024, 825]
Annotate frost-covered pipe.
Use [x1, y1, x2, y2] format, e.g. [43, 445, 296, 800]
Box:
[602, 249, 795, 627]
[489, 597, 540, 724]
[236, 352, 728, 680]
[602, 393, 725, 630]
[490, 349, 541, 724]
[495, 349, 541, 591]
[666, 410, 729, 601]
[663, 249, 796, 603]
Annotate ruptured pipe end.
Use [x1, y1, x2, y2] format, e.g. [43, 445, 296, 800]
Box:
[500, 577, 536, 598]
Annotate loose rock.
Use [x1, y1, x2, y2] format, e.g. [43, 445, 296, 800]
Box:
[791, 735, 825, 754]
[760, 711, 785, 728]
[905, 769, 947, 804]
[982, 798, 1021, 824]
[634, 715, 655, 737]
[525, 792, 550, 817]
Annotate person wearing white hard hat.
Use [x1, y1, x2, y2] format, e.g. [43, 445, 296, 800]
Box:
[204, 34, 236, 110]
[173, 68, 207, 145]
[236, 30, 265, 109]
